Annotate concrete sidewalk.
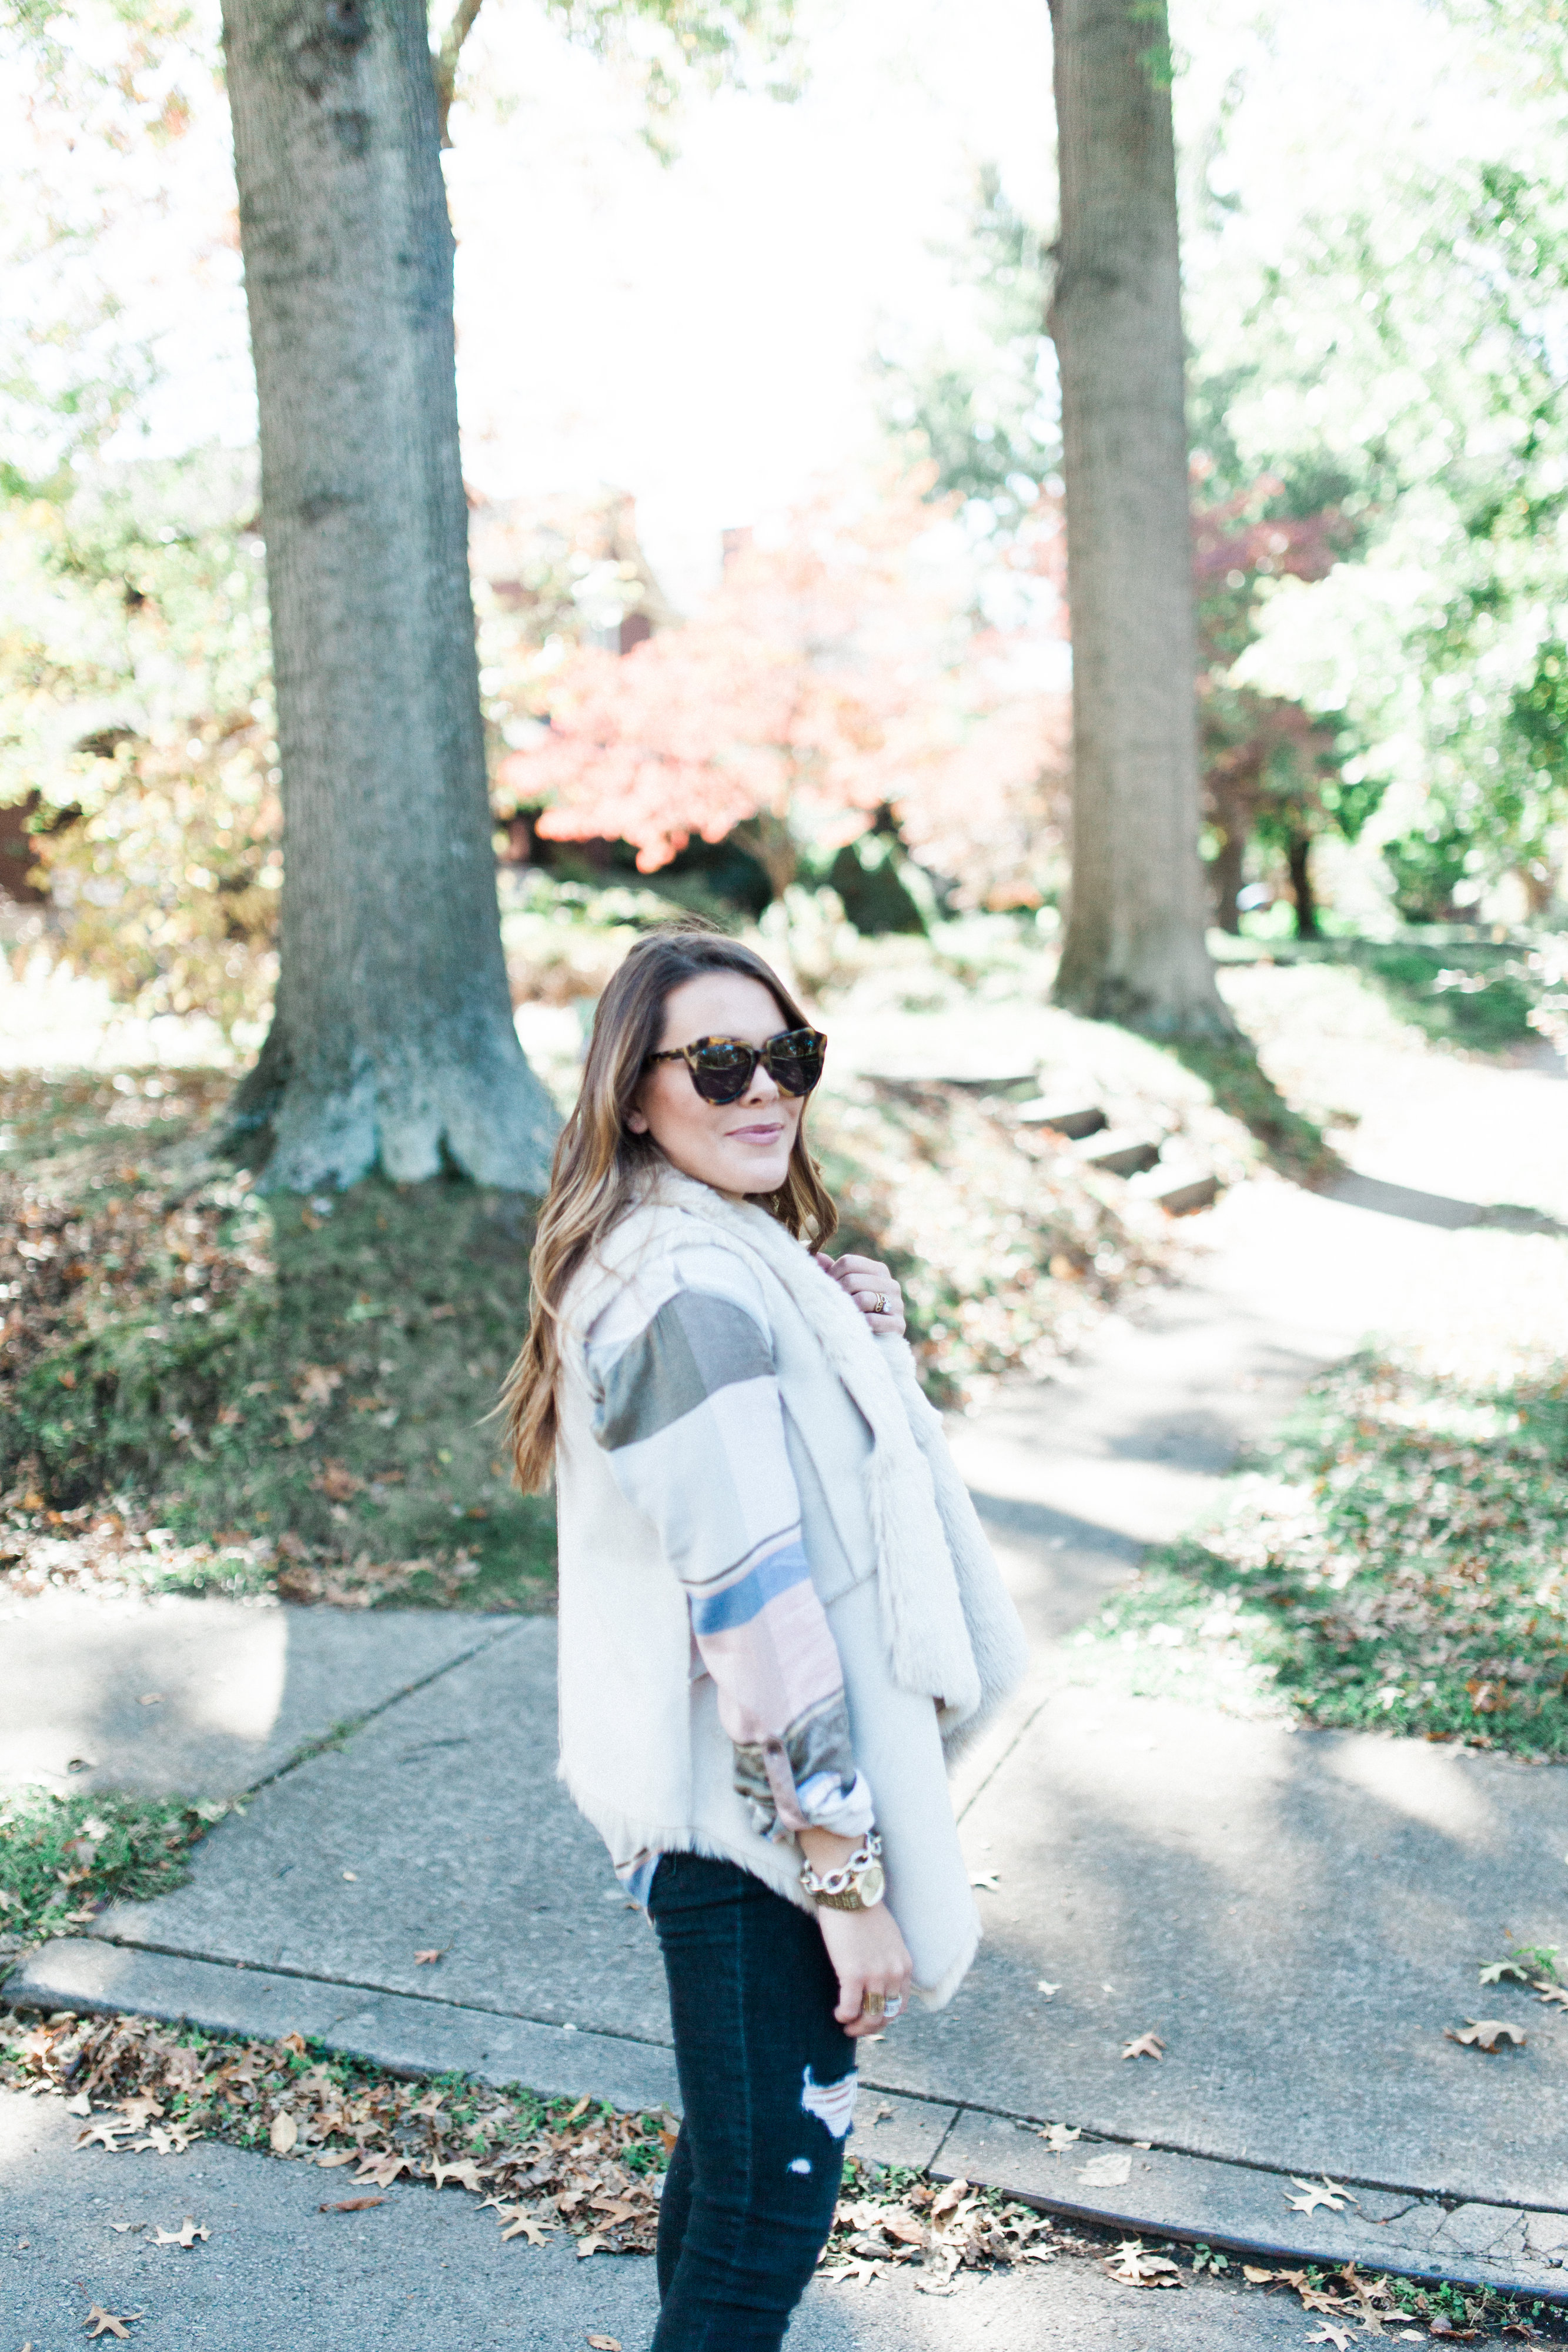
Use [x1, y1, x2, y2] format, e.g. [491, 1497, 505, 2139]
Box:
[6, 1174, 1568, 2321]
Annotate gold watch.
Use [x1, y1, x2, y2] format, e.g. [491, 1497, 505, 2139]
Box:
[800, 1832, 885, 1911]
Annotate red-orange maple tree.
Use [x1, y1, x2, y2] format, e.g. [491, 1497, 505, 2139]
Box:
[495, 474, 1069, 906]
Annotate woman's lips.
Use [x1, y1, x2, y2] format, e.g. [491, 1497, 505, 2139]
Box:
[726, 1122, 785, 1141]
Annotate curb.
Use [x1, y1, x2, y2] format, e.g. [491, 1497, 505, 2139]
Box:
[9, 1935, 1567, 2305]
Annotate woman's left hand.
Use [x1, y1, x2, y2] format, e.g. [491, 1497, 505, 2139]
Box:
[815, 1252, 905, 1336]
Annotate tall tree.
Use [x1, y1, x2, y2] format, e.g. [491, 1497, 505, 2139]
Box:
[1047, 0, 1231, 1035]
[218, 0, 560, 1193]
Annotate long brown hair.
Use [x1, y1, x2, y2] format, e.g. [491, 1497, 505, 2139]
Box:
[500, 923, 838, 1494]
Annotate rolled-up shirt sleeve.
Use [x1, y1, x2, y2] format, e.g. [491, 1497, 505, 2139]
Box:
[584, 1245, 874, 1845]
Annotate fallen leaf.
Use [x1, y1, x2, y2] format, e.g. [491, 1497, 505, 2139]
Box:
[312, 1459, 362, 1502]
[1121, 2033, 1165, 2060]
[1036, 1980, 1059, 1997]
[1078, 2152, 1134, 2187]
[1478, 1959, 1532, 1984]
[1286, 2176, 1355, 2214]
[1037, 2122, 1081, 2150]
[413, 1949, 443, 1966]
[66, 2092, 93, 2116]
[269, 2112, 299, 2154]
[878, 2210, 927, 2247]
[1445, 2018, 1527, 2051]
[130, 2124, 196, 2156]
[279, 2033, 308, 2056]
[1306, 2329, 1353, 2350]
[429, 2160, 486, 2193]
[84, 2313, 142, 2341]
[1536, 1982, 1568, 2008]
[75, 2119, 134, 2150]
[152, 2217, 209, 2249]
[319, 2197, 385, 2213]
[313, 2150, 357, 2169]
[928, 2179, 970, 2219]
[499, 2210, 552, 2244]
[296, 1362, 345, 1405]
[587, 2338, 622, 2350]
[355, 2153, 415, 2188]
[137, 1693, 163, 1707]
[1242, 2265, 1276, 2283]
[117, 2097, 164, 2128]
[575, 2232, 608, 2259]
[342, 1870, 357, 1881]
[1102, 2239, 1181, 2286]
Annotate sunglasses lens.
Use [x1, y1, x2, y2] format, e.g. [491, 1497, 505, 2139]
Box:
[688, 1043, 754, 1104]
[765, 1030, 825, 1097]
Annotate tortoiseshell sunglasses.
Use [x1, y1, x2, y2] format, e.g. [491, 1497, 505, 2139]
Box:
[645, 1026, 827, 1105]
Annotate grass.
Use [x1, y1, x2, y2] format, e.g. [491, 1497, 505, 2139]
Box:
[0, 1788, 224, 1949]
[1, 1059, 1188, 1596]
[1164, 1035, 1339, 1185]
[1, 1070, 555, 1611]
[1076, 1348, 1568, 1758]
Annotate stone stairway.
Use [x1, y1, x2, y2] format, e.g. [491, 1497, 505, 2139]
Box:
[882, 1070, 1222, 1218]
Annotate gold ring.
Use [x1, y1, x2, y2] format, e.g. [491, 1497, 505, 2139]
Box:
[860, 1991, 886, 2017]
[871, 1292, 887, 1316]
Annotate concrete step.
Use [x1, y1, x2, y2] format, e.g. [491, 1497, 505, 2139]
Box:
[1132, 1165, 1222, 1217]
[1015, 1098, 1108, 1140]
[1078, 1129, 1162, 1178]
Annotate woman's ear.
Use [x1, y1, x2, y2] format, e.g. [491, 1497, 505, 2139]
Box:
[626, 1080, 651, 1137]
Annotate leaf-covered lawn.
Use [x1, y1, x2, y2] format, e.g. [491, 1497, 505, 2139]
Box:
[0, 1788, 223, 1948]
[1079, 1349, 1568, 1759]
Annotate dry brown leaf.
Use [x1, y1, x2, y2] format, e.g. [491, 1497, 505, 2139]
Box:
[84, 2313, 142, 2341]
[152, 2217, 209, 2249]
[1445, 2018, 1526, 2050]
[1536, 1982, 1568, 2008]
[878, 2210, 927, 2247]
[76, 2119, 135, 2150]
[313, 2150, 357, 2168]
[587, 2338, 622, 2350]
[413, 1949, 443, 1966]
[1242, 2266, 1276, 2283]
[269, 2111, 299, 2153]
[1306, 2328, 1353, 2351]
[928, 2179, 969, 2219]
[131, 2123, 196, 2155]
[1286, 2176, 1355, 2214]
[1102, 2239, 1181, 2287]
[430, 2160, 487, 2193]
[500, 2211, 551, 2245]
[1121, 2032, 1165, 2061]
[575, 2232, 608, 2259]
[319, 2197, 385, 2213]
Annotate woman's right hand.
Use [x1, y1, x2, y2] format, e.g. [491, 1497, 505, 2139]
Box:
[813, 1899, 914, 2038]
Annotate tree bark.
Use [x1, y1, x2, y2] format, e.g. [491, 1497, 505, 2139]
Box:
[1048, 0, 1232, 1036]
[1286, 829, 1319, 938]
[220, 0, 558, 1192]
[1209, 824, 1245, 933]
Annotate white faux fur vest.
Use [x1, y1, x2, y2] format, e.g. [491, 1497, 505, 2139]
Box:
[550, 1164, 1029, 2006]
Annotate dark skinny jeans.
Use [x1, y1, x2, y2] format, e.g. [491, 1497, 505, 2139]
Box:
[647, 1852, 856, 2350]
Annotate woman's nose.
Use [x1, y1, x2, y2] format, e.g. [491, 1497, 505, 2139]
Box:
[741, 1057, 781, 1104]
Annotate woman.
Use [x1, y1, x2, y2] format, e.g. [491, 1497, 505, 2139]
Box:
[503, 924, 1027, 2351]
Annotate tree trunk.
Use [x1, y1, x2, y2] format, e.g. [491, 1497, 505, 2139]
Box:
[220, 0, 558, 1192]
[1286, 829, 1319, 938]
[1048, 0, 1232, 1036]
[1210, 825, 1245, 934]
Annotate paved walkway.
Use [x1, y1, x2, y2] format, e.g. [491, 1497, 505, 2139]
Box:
[6, 1060, 1568, 2338]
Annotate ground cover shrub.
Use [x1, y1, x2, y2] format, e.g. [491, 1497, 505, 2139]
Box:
[1077, 1346, 1568, 1759]
[0, 1790, 224, 1951]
